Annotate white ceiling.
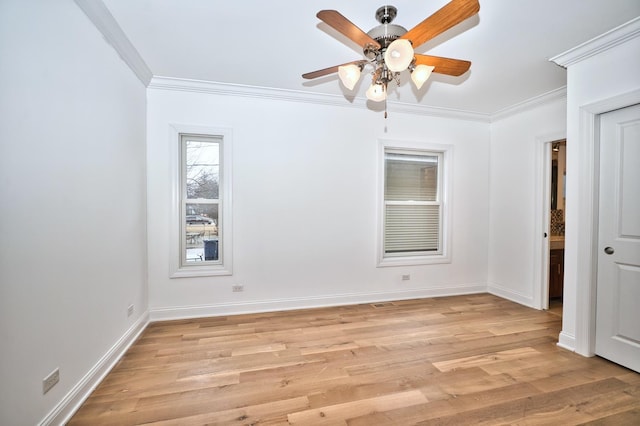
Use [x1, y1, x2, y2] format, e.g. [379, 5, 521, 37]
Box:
[101, 0, 640, 115]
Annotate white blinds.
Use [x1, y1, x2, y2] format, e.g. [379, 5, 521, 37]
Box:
[385, 204, 440, 253]
[384, 151, 441, 255]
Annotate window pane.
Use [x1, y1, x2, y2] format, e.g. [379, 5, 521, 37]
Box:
[185, 203, 218, 263]
[385, 152, 438, 201]
[185, 140, 219, 200]
[385, 204, 439, 253]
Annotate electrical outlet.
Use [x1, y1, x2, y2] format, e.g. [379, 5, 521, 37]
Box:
[402, 274, 411, 281]
[232, 284, 244, 292]
[43, 368, 59, 394]
[127, 304, 134, 317]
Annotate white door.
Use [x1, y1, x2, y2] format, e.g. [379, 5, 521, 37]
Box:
[595, 103, 640, 373]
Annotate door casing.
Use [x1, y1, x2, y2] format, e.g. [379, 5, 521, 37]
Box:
[535, 134, 565, 311]
[567, 89, 640, 357]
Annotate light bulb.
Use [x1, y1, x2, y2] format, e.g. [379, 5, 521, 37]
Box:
[366, 83, 386, 102]
[338, 64, 361, 90]
[384, 39, 414, 72]
[411, 64, 435, 89]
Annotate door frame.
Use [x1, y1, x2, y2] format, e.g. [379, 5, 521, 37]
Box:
[534, 133, 565, 310]
[571, 89, 640, 356]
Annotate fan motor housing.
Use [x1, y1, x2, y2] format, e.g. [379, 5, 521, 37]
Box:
[367, 23, 408, 48]
[367, 5, 407, 50]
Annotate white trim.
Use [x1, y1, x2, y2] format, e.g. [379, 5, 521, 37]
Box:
[487, 283, 535, 308]
[149, 285, 487, 322]
[558, 331, 577, 352]
[491, 87, 567, 122]
[571, 89, 640, 357]
[388, 101, 488, 122]
[550, 17, 640, 68]
[535, 140, 552, 311]
[74, 0, 152, 86]
[574, 108, 599, 357]
[38, 312, 149, 426]
[148, 77, 577, 125]
[376, 139, 453, 267]
[169, 124, 233, 278]
[149, 76, 490, 123]
[533, 132, 566, 310]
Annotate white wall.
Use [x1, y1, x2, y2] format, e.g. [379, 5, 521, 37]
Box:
[487, 99, 567, 306]
[147, 83, 491, 318]
[0, 1, 147, 424]
[556, 21, 640, 355]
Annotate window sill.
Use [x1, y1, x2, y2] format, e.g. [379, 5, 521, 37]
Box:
[377, 254, 451, 267]
[170, 264, 232, 278]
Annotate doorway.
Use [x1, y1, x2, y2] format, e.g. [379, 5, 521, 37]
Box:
[548, 140, 566, 308]
[536, 135, 567, 312]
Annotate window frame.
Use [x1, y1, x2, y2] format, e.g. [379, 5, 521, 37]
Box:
[377, 139, 453, 267]
[169, 124, 233, 278]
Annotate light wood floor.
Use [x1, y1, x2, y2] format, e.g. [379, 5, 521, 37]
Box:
[69, 294, 640, 425]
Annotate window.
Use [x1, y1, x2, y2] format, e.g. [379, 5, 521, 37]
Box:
[378, 140, 451, 266]
[170, 125, 232, 277]
[182, 134, 220, 264]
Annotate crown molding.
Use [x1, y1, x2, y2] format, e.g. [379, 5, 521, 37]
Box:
[390, 100, 490, 122]
[149, 76, 491, 123]
[550, 16, 640, 68]
[490, 86, 567, 122]
[74, 0, 152, 86]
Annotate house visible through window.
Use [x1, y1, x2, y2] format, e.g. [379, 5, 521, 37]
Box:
[379, 141, 451, 266]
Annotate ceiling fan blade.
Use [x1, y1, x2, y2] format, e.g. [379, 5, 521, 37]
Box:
[401, 0, 479, 49]
[414, 54, 471, 76]
[317, 10, 381, 50]
[302, 60, 368, 80]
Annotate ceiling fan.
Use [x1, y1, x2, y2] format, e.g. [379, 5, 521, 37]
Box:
[302, 0, 480, 110]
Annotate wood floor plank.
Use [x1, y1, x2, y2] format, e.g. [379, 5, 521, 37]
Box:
[347, 382, 543, 425]
[581, 407, 640, 425]
[288, 390, 427, 425]
[139, 396, 310, 426]
[68, 294, 640, 425]
[432, 347, 542, 372]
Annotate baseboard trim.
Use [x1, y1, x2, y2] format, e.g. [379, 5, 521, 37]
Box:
[150, 285, 487, 322]
[39, 312, 150, 426]
[557, 331, 577, 352]
[487, 283, 534, 308]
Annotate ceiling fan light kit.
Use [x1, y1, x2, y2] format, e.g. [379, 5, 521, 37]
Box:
[338, 64, 363, 90]
[366, 83, 387, 102]
[303, 0, 480, 114]
[411, 64, 435, 90]
[384, 39, 414, 72]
